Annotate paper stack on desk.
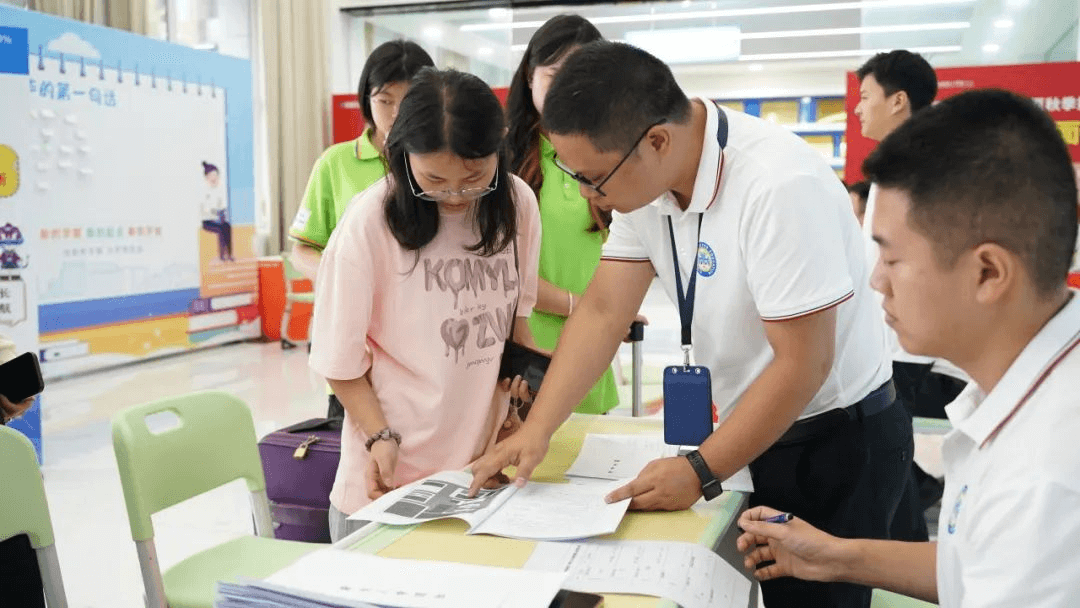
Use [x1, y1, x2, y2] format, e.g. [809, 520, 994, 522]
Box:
[214, 548, 566, 608]
[565, 433, 755, 493]
[347, 470, 631, 541]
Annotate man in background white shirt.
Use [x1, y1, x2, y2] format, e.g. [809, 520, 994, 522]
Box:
[739, 88, 1080, 608]
[854, 50, 965, 540]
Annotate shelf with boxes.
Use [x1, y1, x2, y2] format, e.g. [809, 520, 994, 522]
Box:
[713, 95, 847, 177]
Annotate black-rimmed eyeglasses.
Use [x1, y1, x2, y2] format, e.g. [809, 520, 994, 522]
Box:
[553, 119, 666, 198]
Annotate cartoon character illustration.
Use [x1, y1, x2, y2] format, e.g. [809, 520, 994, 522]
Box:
[0, 145, 19, 198]
[0, 224, 23, 247]
[200, 161, 233, 262]
[0, 248, 26, 270]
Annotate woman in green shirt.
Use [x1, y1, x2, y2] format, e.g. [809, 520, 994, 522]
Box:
[289, 40, 433, 418]
[290, 40, 434, 278]
[506, 15, 626, 415]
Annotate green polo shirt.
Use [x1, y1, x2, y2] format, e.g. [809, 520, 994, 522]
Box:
[529, 136, 618, 415]
[289, 130, 386, 250]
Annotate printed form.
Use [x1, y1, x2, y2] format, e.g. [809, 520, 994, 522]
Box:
[525, 540, 752, 608]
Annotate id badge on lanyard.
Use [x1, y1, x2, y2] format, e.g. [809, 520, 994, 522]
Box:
[662, 104, 728, 447]
[663, 215, 714, 446]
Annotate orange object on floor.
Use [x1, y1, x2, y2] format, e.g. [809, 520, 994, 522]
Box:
[257, 256, 313, 341]
[1069, 272, 1080, 290]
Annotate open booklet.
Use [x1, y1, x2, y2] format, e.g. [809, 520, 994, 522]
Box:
[347, 470, 631, 541]
[565, 433, 755, 493]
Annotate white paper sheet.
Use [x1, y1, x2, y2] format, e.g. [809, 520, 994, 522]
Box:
[525, 540, 751, 608]
[473, 477, 629, 540]
[259, 548, 565, 608]
[565, 433, 755, 493]
[349, 470, 631, 540]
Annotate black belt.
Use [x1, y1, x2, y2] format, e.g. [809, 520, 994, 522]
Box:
[774, 380, 897, 446]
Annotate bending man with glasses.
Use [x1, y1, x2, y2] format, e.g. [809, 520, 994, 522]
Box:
[470, 42, 901, 608]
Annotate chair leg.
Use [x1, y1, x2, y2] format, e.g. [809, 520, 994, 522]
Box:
[280, 300, 296, 349]
[35, 544, 68, 608]
[135, 540, 168, 608]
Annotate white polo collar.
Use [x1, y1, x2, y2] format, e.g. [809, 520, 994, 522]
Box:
[657, 99, 724, 218]
[946, 291, 1080, 447]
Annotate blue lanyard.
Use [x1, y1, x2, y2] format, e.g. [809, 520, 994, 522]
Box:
[667, 104, 729, 366]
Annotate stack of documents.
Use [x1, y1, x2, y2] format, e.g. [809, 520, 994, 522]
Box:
[214, 549, 565, 608]
[347, 470, 631, 541]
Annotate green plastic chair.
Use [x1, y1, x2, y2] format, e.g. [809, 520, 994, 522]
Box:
[0, 425, 68, 608]
[111, 391, 319, 608]
[279, 253, 315, 350]
[872, 589, 938, 608]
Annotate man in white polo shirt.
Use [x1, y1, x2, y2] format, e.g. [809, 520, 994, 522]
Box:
[737, 89, 1080, 607]
[471, 41, 898, 608]
[854, 50, 968, 540]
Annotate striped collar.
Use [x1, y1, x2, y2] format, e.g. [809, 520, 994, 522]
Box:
[657, 98, 726, 217]
[947, 291, 1080, 448]
[355, 129, 381, 161]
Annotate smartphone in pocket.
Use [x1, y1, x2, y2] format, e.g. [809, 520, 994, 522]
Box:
[0, 352, 45, 404]
[663, 365, 713, 446]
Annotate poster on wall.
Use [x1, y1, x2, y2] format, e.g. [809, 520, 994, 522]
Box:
[0, 23, 43, 458]
[0, 5, 260, 381]
[844, 61, 1080, 274]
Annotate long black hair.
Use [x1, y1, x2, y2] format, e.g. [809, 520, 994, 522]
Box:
[505, 15, 602, 195]
[384, 68, 516, 257]
[358, 40, 434, 136]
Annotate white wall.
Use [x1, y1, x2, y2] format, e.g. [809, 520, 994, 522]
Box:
[674, 62, 847, 100]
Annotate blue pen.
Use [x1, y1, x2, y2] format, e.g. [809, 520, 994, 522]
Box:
[765, 512, 794, 524]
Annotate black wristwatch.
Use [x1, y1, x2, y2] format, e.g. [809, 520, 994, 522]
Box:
[684, 450, 724, 501]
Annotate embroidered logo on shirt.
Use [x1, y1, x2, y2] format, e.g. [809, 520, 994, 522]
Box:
[947, 484, 968, 535]
[697, 242, 717, 278]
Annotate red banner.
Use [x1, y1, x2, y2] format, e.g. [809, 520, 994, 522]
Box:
[845, 61, 1080, 182]
[845, 61, 1080, 278]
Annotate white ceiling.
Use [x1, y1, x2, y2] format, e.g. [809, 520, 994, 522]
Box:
[336, 0, 1077, 98]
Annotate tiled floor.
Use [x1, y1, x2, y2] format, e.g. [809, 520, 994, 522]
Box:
[31, 282, 943, 607]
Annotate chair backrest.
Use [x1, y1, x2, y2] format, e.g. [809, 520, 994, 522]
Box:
[0, 426, 55, 547]
[0, 425, 68, 607]
[111, 391, 267, 542]
[871, 589, 938, 608]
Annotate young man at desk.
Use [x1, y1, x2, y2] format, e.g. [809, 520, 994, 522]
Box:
[738, 89, 1080, 606]
[471, 41, 902, 608]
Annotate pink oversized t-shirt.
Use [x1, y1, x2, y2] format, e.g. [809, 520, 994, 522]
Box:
[309, 174, 541, 515]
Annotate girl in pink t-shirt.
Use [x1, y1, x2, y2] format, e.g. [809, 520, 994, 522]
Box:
[309, 68, 541, 541]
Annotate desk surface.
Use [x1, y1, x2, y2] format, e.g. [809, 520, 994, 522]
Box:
[335, 414, 753, 608]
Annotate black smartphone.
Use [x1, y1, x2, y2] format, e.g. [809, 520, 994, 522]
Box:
[0, 352, 45, 403]
[499, 341, 551, 395]
[549, 589, 604, 608]
[663, 365, 713, 446]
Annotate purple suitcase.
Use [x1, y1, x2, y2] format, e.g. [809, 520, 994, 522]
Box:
[258, 417, 342, 543]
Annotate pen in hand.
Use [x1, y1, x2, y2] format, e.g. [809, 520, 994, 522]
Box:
[764, 512, 794, 524]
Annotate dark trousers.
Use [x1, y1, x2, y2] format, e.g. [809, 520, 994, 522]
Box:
[750, 399, 913, 608]
[890, 362, 967, 542]
[328, 394, 344, 419]
[0, 534, 45, 608]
